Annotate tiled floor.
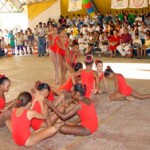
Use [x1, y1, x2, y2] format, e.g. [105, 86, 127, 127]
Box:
[0, 55, 150, 150]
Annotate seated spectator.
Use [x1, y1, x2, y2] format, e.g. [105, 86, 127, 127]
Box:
[132, 33, 142, 59]
[1, 37, 7, 54]
[109, 30, 120, 57]
[139, 23, 147, 45]
[142, 32, 150, 58]
[99, 32, 109, 55]
[69, 31, 75, 42]
[117, 28, 132, 57]
[135, 14, 142, 26]
[78, 33, 88, 54]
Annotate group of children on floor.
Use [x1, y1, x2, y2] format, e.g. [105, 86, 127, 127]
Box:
[1, 53, 150, 147]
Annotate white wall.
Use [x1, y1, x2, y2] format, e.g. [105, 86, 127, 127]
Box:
[29, 0, 61, 30]
[0, 13, 28, 30]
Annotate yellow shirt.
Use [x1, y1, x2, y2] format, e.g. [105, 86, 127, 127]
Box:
[145, 39, 150, 47]
[73, 27, 78, 37]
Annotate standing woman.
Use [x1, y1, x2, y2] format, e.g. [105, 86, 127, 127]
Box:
[49, 26, 60, 84]
[23, 30, 29, 54]
[0, 75, 16, 127]
[9, 30, 15, 55]
[56, 28, 69, 84]
[28, 29, 34, 54]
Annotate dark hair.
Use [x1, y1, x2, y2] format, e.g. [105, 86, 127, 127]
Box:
[16, 92, 32, 107]
[72, 62, 83, 72]
[85, 55, 93, 65]
[74, 83, 86, 96]
[0, 75, 10, 85]
[104, 66, 114, 77]
[95, 59, 103, 66]
[36, 82, 50, 92]
[59, 27, 66, 34]
[135, 33, 139, 36]
[72, 41, 79, 47]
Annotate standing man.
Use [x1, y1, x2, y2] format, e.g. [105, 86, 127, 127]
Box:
[37, 22, 46, 57]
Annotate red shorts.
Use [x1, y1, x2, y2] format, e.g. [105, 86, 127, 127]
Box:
[57, 48, 66, 57]
[50, 46, 57, 53]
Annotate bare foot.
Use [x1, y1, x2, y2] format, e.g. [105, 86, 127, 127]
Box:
[127, 96, 136, 101]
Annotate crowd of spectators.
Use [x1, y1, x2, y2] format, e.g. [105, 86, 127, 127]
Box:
[0, 10, 150, 58]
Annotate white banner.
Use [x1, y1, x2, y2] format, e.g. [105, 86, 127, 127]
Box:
[129, 0, 148, 8]
[111, 0, 128, 9]
[68, 0, 82, 12]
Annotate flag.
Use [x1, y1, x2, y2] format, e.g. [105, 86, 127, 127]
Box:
[111, 0, 128, 9]
[129, 0, 148, 8]
[68, 0, 82, 12]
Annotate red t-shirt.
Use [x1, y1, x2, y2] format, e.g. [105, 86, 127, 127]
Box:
[121, 33, 132, 43]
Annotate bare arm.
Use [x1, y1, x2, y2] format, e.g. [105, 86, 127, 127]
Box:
[65, 118, 81, 125]
[5, 99, 17, 109]
[46, 100, 81, 120]
[71, 71, 81, 85]
[110, 76, 119, 100]
[103, 77, 109, 93]
[27, 110, 46, 120]
[51, 87, 61, 96]
[94, 71, 99, 91]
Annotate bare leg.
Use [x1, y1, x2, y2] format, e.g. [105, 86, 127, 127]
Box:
[110, 92, 127, 101]
[137, 47, 141, 58]
[110, 51, 113, 57]
[0, 115, 6, 127]
[63, 57, 67, 83]
[25, 46, 28, 54]
[51, 51, 60, 84]
[59, 125, 91, 136]
[52, 94, 64, 107]
[142, 46, 147, 58]
[114, 50, 116, 57]
[131, 89, 150, 99]
[25, 126, 57, 146]
[58, 55, 65, 84]
[5, 119, 12, 133]
[50, 106, 65, 125]
[0, 111, 11, 127]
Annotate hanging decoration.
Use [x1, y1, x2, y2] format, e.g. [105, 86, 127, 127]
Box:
[82, 0, 95, 17]
[129, 0, 148, 8]
[68, 0, 82, 12]
[111, 0, 128, 9]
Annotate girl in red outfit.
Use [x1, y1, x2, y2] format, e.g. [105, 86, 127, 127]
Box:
[104, 66, 150, 101]
[8, 91, 57, 146]
[95, 59, 108, 94]
[72, 55, 99, 98]
[31, 82, 64, 130]
[0, 75, 16, 127]
[58, 62, 83, 94]
[56, 28, 69, 84]
[65, 42, 80, 73]
[46, 83, 98, 136]
[49, 26, 60, 84]
[109, 30, 120, 57]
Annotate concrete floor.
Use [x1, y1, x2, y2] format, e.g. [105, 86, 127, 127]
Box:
[0, 55, 150, 150]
